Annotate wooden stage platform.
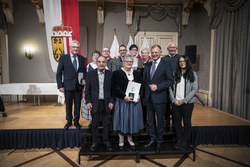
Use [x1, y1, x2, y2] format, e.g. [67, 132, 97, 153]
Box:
[0, 102, 250, 150]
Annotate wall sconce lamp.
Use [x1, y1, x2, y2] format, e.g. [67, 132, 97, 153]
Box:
[96, 0, 104, 26]
[126, 0, 134, 26]
[24, 47, 33, 60]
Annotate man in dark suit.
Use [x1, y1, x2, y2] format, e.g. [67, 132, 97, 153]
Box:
[162, 42, 181, 131]
[85, 55, 114, 152]
[56, 40, 86, 130]
[142, 45, 174, 152]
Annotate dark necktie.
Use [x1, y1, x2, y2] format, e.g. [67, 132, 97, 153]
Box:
[73, 55, 77, 72]
[150, 61, 156, 79]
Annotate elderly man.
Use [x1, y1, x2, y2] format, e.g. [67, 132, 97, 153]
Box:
[162, 42, 181, 131]
[142, 45, 174, 152]
[85, 55, 114, 152]
[56, 40, 86, 130]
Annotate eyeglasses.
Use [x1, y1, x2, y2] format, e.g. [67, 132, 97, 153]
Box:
[125, 61, 133, 64]
[102, 50, 110, 52]
[71, 46, 79, 49]
[130, 49, 138, 51]
[179, 60, 186, 63]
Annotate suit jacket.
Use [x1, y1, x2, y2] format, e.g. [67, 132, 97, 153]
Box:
[112, 57, 123, 72]
[111, 69, 142, 100]
[56, 54, 86, 91]
[162, 54, 181, 73]
[142, 58, 174, 104]
[169, 71, 198, 104]
[85, 69, 114, 113]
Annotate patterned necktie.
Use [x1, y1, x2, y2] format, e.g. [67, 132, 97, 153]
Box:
[73, 55, 77, 72]
[150, 61, 156, 79]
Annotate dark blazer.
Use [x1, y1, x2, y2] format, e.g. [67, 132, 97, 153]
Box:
[162, 54, 181, 73]
[56, 54, 86, 91]
[85, 69, 114, 113]
[143, 58, 174, 104]
[111, 69, 142, 100]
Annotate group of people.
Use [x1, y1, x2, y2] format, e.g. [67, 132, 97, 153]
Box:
[56, 40, 198, 153]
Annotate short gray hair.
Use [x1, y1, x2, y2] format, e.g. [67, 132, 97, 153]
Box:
[123, 54, 133, 62]
[141, 48, 150, 54]
[70, 40, 80, 47]
[167, 42, 178, 48]
[151, 44, 161, 50]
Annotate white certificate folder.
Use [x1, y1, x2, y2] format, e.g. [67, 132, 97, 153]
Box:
[125, 81, 141, 101]
[78, 72, 84, 84]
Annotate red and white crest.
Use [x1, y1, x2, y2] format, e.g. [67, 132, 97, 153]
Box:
[51, 23, 73, 62]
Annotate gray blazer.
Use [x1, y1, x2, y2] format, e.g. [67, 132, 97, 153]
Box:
[169, 71, 198, 104]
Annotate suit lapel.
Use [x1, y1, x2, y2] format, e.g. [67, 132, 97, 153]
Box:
[95, 70, 99, 91]
[151, 58, 163, 80]
[77, 55, 82, 72]
[103, 70, 109, 95]
[147, 62, 152, 80]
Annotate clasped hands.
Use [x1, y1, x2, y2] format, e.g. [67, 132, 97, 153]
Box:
[174, 100, 184, 106]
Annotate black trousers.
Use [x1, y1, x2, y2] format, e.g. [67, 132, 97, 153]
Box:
[64, 89, 82, 123]
[172, 103, 194, 143]
[91, 100, 111, 143]
[165, 100, 172, 126]
[146, 98, 166, 144]
[0, 96, 5, 112]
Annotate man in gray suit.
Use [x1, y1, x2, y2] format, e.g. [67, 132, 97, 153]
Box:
[85, 55, 114, 152]
[102, 47, 115, 72]
[112, 45, 127, 71]
[142, 45, 174, 152]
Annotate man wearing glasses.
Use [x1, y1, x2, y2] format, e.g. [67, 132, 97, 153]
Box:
[142, 45, 174, 152]
[56, 40, 86, 130]
[112, 45, 127, 71]
[102, 47, 115, 72]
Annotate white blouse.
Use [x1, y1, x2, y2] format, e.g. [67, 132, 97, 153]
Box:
[176, 76, 185, 100]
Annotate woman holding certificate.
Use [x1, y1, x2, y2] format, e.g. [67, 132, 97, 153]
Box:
[112, 55, 144, 150]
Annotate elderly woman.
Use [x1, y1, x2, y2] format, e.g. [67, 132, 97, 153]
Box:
[129, 44, 143, 72]
[112, 55, 144, 150]
[169, 55, 198, 150]
[140, 48, 152, 128]
[82, 50, 101, 121]
[86, 50, 101, 72]
[141, 48, 151, 65]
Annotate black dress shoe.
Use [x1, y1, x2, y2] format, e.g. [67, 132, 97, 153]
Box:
[64, 122, 72, 130]
[130, 145, 136, 150]
[90, 143, 98, 152]
[104, 142, 113, 152]
[2, 112, 7, 117]
[174, 140, 182, 150]
[119, 146, 124, 151]
[74, 123, 81, 130]
[180, 142, 187, 150]
[144, 140, 156, 149]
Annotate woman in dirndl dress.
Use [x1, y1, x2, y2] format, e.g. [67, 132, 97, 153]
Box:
[111, 54, 144, 150]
